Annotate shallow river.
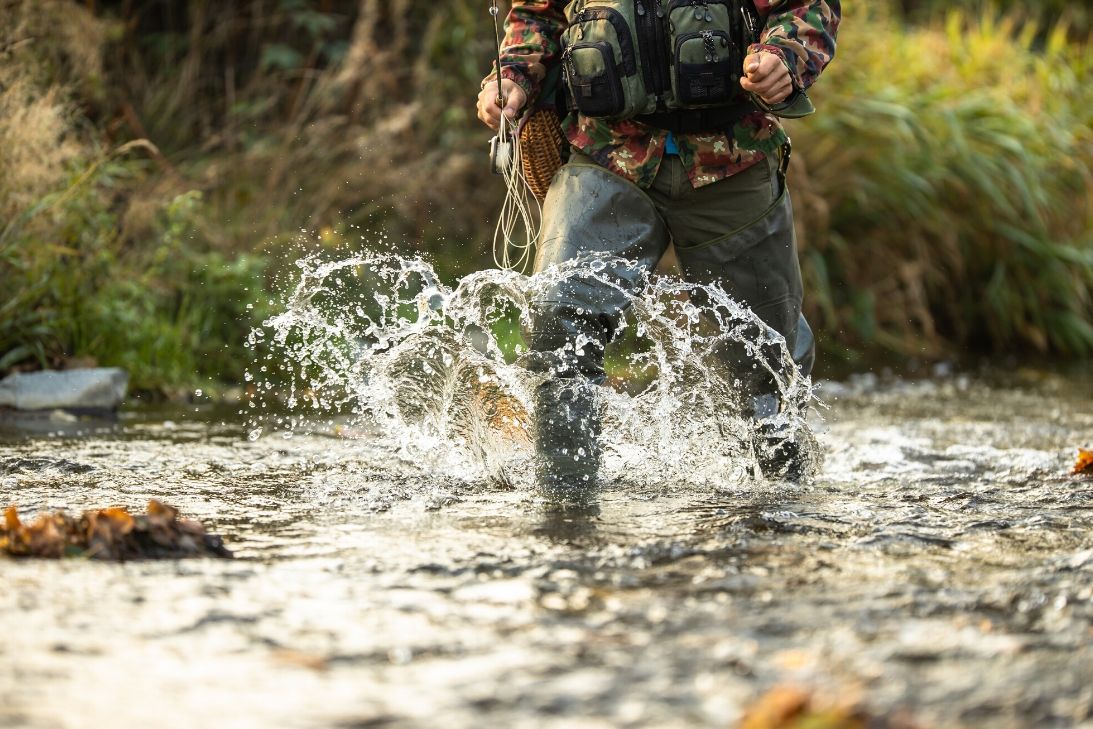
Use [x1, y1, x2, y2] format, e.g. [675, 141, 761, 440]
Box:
[1, 368, 1090, 729]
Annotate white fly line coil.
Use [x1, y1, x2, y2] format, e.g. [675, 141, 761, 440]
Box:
[488, 1, 541, 273]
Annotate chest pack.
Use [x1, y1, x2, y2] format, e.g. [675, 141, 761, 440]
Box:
[560, 0, 762, 122]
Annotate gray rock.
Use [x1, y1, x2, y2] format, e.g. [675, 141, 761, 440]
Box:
[0, 368, 129, 411]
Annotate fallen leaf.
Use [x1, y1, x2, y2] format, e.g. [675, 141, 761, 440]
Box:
[739, 686, 812, 729]
[738, 686, 924, 729]
[1072, 448, 1093, 476]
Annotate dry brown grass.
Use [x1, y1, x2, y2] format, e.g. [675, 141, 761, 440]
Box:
[0, 0, 110, 223]
[0, 77, 81, 220]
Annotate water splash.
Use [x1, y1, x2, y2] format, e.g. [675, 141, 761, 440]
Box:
[245, 251, 819, 490]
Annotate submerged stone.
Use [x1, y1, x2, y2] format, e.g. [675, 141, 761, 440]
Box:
[0, 368, 128, 411]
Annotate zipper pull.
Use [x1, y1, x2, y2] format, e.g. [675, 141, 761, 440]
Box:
[654, 0, 665, 19]
[701, 30, 716, 62]
[637, 0, 646, 17]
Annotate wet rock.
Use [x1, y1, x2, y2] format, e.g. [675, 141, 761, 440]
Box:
[0, 368, 128, 411]
[0, 500, 232, 560]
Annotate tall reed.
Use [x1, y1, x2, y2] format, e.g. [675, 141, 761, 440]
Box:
[791, 4, 1093, 357]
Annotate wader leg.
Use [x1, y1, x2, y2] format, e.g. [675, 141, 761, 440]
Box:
[663, 147, 815, 479]
[667, 151, 811, 415]
[792, 313, 815, 378]
[520, 154, 669, 495]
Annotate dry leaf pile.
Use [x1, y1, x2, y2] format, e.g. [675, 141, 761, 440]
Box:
[1, 500, 232, 560]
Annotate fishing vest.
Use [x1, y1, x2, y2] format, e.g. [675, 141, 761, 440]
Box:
[560, 0, 810, 128]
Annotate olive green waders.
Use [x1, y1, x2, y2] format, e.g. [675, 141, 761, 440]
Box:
[520, 148, 814, 493]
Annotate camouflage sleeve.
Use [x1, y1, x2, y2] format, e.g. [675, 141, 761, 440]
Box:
[749, 0, 840, 91]
[481, 0, 568, 103]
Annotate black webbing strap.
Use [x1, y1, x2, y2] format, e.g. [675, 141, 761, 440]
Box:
[635, 100, 759, 134]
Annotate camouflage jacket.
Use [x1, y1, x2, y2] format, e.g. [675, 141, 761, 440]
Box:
[487, 0, 840, 188]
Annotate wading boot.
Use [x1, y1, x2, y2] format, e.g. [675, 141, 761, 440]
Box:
[752, 393, 815, 482]
[532, 377, 602, 502]
[756, 424, 807, 481]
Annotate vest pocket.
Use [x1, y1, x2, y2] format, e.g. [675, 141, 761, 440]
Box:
[564, 41, 626, 118]
[673, 31, 736, 106]
[561, 3, 647, 119]
[666, 0, 744, 108]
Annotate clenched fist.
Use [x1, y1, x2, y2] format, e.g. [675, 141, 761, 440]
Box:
[477, 79, 528, 130]
[740, 51, 793, 105]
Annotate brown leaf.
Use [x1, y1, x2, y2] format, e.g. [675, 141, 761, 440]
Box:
[1072, 448, 1093, 476]
[738, 686, 923, 729]
[146, 499, 179, 521]
[739, 686, 812, 729]
[4, 506, 21, 532]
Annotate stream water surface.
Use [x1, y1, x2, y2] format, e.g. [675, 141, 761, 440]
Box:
[1, 255, 1090, 728]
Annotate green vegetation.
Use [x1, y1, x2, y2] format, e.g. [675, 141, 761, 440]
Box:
[793, 5, 1093, 359]
[1, 0, 1090, 392]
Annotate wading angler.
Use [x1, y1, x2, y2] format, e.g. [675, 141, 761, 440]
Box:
[477, 0, 840, 493]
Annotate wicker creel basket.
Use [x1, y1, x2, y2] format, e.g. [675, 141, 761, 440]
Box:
[519, 108, 566, 203]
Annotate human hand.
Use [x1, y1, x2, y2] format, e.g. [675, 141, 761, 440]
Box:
[740, 51, 793, 105]
[477, 79, 527, 130]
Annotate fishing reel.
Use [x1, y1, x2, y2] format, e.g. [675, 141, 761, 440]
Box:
[489, 132, 514, 176]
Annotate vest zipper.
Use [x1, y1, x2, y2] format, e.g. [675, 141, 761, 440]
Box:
[638, 0, 670, 103]
[655, 0, 672, 100]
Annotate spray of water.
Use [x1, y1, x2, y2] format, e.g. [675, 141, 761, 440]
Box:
[244, 250, 819, 491]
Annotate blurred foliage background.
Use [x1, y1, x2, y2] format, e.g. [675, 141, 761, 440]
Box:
[0, 0, 1090, 392]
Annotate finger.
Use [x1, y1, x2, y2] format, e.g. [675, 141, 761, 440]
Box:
[752, 70, 788, 97]
[760, 53, 783, 76]
[747, 52, 785, 84]
[478, 86, 497, 111]
[478, 92, 500, 118]
[745, 53, 775, 81]
[764, 81, 793, 104]
[504, 91, 527, 120]
[496, 80, 519, 103]
[741, 76, 772, 94]
[742, 76, 791, 105]
[753, 78, 782, 97]
[743, 53, 761, 76]
[477, 97, 502, 130]
[477, 105, 496, 130]
[481, 87, 502, 111]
